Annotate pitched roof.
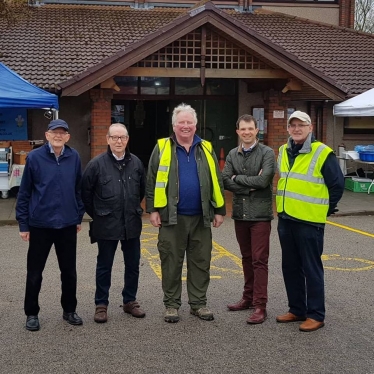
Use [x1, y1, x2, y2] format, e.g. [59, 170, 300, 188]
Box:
[0, 3, 373, 96]
[229, 10, 374, 96]
[0, 5, 182, 89]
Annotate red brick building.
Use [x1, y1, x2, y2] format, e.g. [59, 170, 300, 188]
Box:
[1, 0, 372, 167]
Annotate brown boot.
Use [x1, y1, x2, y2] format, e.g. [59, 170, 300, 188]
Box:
[276, 312, 306, 323]
[299, 318, 325, 332]
[94, 305, 108, 323]
[227, 298, 254, 311]
[247, 308, 267, 324]
[123, 301, 146, 318]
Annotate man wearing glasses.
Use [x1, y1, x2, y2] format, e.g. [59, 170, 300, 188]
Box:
[81, 123, 146, 323]
[16, 119, 85, 331]
[276, 111, 344, 332]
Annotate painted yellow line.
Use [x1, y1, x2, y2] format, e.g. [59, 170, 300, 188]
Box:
[141, 248, 162, 279]
[322, 254, 374, 271]
[326, 220, 374, 238]
[212, 241, 242, 267]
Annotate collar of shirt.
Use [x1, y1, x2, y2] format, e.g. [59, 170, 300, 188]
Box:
[112, 152, 125, 161]
[242, 140, 257, 152]
[48, 142, 65, 156]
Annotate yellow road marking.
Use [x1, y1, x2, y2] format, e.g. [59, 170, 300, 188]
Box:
[322, 254, 374, 271]
[326, 220, 374, 238]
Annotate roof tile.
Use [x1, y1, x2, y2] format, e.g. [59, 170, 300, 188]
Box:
[0, 4, 373, 94]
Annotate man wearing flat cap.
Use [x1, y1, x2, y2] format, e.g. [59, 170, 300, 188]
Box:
[16, 119, 85, 331]
[275, 111, 344, 332]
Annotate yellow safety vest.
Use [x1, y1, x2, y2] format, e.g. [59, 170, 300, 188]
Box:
[276, 141, 332, 223]
[154, 138, 224, 208]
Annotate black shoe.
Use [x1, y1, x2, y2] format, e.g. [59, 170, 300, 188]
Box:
[63, 312, 83, 325]
[26, 315, 40, 331]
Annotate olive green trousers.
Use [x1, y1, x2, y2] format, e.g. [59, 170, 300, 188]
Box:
[158, 215, 212, 310]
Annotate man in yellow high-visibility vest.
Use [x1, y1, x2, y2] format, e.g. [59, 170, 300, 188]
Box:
[146, 103, 226, 323]
[276, 111, 344, 332]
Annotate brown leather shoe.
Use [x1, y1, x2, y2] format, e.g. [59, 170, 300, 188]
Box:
[227, 298, 254, 311]
[247, 308, 267, 324]
[299, 318, 325, 332]
[94, 305, 108, 323]
[276, 312, 306, 323]
[123, 301, 146, 318]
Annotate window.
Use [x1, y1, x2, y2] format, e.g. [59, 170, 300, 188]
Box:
[344, 117, 374, 135]
[175, 78, 203, 95]
[140, 77, 170, 95]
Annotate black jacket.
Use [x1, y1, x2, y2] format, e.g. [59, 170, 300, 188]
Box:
[81, 146, 145, 240]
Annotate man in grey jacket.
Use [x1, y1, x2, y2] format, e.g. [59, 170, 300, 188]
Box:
[223, 114, 276, 324]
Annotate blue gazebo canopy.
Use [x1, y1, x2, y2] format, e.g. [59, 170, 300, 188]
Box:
[0, 62, 59, 109]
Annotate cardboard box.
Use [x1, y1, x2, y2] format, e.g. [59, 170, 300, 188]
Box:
[13, 152, 28, 165]
[0, 141, 11, 148]
[345, 177, 374, 193]
[11, 141, 33, 153]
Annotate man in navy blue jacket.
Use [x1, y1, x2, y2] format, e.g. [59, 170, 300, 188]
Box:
[16, 119, 85, 331]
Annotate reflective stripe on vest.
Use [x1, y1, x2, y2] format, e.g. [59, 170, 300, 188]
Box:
[154, 138, 224, 208]
[276, 142, 332, 223]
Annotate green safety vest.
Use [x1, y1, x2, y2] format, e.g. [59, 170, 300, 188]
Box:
[154, 138, 224, 208]
[276, 141, 332, 223]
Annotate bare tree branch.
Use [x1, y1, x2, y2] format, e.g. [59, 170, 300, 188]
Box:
[355, 0, 374, 33]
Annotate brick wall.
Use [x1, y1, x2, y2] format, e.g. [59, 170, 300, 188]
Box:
[264, 90, 290, 191]
[339, 0, 355, 28]
[90, 89, 113, 158]
[264, 90, 290, 156]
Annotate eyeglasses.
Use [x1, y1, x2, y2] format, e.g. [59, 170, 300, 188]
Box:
[288, 124, 310, 129]
[108, 135, 129, 142]
[48, 130, 68, 136]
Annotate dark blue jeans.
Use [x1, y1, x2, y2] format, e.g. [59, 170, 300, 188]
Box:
[95, 238, 140, 306]
[277, 217, 325, 322]
[24, 225, 78, 316]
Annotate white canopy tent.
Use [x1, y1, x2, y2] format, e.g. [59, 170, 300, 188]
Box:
[333, 88, 374, 117]
[332, 88, 374, 152]
[333, 88, 374, 176]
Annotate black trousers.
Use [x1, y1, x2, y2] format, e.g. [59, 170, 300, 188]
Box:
[95, 238, 141, 306]
[277, 217, 325, 321]
[24, 225, 78, 316]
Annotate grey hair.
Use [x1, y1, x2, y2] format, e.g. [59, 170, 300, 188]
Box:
[171, 103, 198, 127]
[107, 123, 128, 136]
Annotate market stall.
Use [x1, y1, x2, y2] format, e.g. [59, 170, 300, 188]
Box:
[333, 88, 374, 194]
[0, 62, 59, 198]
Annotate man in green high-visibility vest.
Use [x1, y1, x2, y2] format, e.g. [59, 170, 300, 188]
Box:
[146, 103, 226, 323]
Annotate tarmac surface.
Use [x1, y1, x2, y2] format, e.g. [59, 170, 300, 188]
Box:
[1, 190, 374, 373]
[1, 189, 374, 225]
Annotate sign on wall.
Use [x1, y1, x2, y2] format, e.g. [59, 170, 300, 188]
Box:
[0, 108, 28, 140]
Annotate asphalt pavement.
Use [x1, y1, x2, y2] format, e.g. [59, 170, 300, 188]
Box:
[1, 189, 374, 225]
[1, 190, 374, 373]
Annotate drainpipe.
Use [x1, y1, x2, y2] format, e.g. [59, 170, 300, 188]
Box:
[244, 0, 253, 13]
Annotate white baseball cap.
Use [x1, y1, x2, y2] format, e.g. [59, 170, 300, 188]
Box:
[288, 111, 311, 125]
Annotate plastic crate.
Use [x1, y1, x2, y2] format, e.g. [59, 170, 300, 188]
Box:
[345, 177, 374, 193]
[359, 152, 374, 162]
[0, 162, 8, 172]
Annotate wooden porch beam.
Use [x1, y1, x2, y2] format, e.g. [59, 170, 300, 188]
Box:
[117, 67, 289, 79]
